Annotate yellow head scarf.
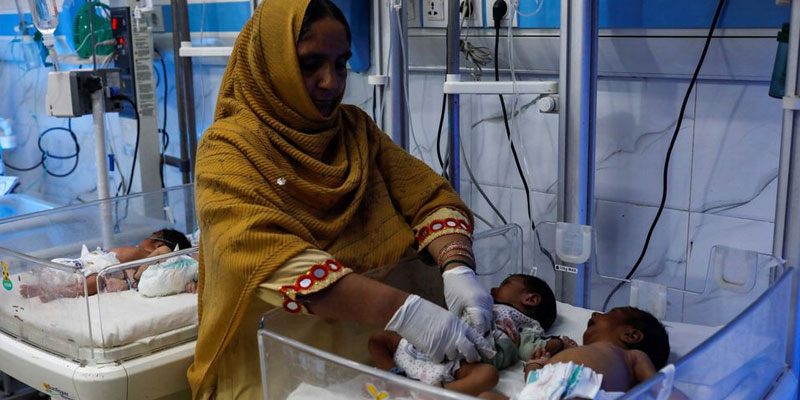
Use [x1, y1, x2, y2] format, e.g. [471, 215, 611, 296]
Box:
[189, 0, 470, 396]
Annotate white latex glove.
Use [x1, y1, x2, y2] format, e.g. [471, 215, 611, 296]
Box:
[385, 294, 492, 363]
[442, 265, 494, 335]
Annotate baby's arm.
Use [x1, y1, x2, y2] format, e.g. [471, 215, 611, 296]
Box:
[630, 350, 690, 400]
[522, 348, 550, 380]
[132, 246, 174, 280]
[629, 349, 657, 384]
[368, 331, 402, 370]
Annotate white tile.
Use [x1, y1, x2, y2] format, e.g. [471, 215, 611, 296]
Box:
[595, 78, 695, 210]
[467, 91, 559, 193]
[681, 212, 775, 326]
[690, 82, 782, 222]
[588, 199, 690, 321]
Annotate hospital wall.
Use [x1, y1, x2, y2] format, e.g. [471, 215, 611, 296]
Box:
[0, 4, 785, 321]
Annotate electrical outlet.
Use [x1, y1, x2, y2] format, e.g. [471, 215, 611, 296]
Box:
[460, 0, 483, 28]
[407, 0, 421, 28]
[422, 0, 448, 28]
[486, 0, 517, 28]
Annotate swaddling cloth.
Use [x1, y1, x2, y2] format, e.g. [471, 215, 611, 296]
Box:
[51, 245, 120, 277]
[393, 338, 461, 385]
[516, 362, 622, 400]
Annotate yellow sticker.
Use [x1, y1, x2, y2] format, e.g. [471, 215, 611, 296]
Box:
[2, 260, 10, 291]
[366, 383, 389, 400]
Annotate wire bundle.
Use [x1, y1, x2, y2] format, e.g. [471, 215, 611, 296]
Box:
[4, 121, 80, 178]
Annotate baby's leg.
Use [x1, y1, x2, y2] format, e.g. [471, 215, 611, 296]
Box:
[368, 331, 402, 370]
[444, 363, 499, 397]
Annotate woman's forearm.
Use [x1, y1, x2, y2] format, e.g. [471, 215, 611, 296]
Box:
[426, 233, 473, 271]
[300, 273, 409, 327]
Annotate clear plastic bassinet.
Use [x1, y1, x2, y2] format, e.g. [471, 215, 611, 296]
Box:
[0, 184, 198, 365]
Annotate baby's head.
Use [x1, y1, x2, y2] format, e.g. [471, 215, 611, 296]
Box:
[490, 274, 556, 330]
[584, 307, 670, 369]
[139, 229, 192, 252]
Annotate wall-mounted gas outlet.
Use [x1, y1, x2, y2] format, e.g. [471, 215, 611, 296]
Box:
[486, 0, 517, 28]
[407, 0, 421, 28]
[460, 0, 483, 28]
[422, 0, 448, 28]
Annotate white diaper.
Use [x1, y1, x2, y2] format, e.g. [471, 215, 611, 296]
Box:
[51, 245, 120, 277]
[392, 338, 461, 386]
[516, 362, 607, 400]
[137, 254, 198, 297]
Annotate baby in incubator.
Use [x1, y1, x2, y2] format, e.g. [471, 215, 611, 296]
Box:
[518, 306, 674, 400]
[369, 274, 571, 399]
[19, 229, 195, 302]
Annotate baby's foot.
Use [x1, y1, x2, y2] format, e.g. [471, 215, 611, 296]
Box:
[185, 281, 198, 294]
[104, 277, 130, 293]
[19, 284, 41, 298]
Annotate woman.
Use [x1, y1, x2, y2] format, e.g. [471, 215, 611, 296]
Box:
[189, 0, 494, 398]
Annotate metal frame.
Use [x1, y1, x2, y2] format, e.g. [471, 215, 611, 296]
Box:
[773, 0, 800, 387]
[556, 0, 598, 307]
[446, 0, 461, 192]
[169, 0, 198, 185]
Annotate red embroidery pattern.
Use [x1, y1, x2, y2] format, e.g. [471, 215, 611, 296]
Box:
[280, 259, 346, 313]
[416, 218, 472, 244]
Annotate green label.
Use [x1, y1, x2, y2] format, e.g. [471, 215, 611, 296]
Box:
[2, 279, 11, 291]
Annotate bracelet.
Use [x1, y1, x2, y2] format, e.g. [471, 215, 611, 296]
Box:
[440, 258, 475, 274]
[438, 250, 475, 265]
[436, 242, 472, 265]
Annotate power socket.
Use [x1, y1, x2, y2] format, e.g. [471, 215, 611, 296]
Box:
[486, 0, 517, 28]
[422, 0, 448, 28]
[460, 0, 483, 28]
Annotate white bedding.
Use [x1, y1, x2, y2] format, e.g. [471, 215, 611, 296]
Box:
[0, 275, 197, 349]
[284, 301, 721, 400]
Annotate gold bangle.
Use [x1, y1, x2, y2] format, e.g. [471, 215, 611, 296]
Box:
[439, 250, 474, 264]
[436, 242, 472, 265]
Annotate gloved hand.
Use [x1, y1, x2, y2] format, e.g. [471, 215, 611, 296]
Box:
[385, 294, 493, 363]
[442, 265, 494, 335]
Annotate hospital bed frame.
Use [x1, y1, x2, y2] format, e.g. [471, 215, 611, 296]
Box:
[0, 185, 197, 400]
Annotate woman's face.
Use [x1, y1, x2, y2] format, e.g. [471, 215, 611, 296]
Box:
[296, 17, 351, 117]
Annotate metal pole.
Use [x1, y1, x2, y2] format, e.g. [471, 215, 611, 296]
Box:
[169, 0, 191, 184]
[91, 89, 113, 248]
[446, 0, 460, 193]
[774, 0, 800, 380]
[389, 2, 408, 150]
[557, 0, 598, 307]
[371, 0, 384, 130]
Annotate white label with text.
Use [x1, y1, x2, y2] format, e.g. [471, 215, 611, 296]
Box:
[555, 264, 578, 274]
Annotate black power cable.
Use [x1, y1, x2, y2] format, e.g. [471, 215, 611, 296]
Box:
[436, 93, 448, 176]
[492, 0, 556, 271]
[492, 1, 533, 228]
[112, 95, 140, 196]
[601, 0, 728, 311]
[5, 124, 80, 177]
[156, 50, 170, 189]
